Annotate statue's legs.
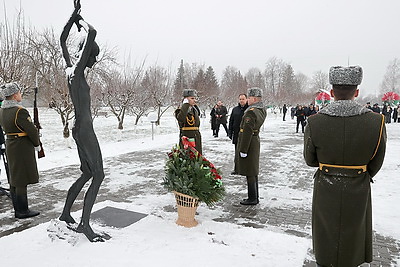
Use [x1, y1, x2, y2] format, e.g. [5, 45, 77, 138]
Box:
[59, 163, 92, 224]
[76, 168, 104, 242]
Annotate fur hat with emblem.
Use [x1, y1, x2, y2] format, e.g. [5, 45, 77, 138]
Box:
[183, 89, 198, 97]
[0, 82, 21, 98]
[329, 66, 363, 86]
[247, 87, 263, 97]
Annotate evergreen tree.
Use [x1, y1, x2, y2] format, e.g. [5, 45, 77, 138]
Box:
[173, 59, 187, 103]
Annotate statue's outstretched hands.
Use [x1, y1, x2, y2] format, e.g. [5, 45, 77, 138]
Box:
[74, 0, 81, 11]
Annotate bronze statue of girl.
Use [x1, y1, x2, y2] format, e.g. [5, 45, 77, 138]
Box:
[59, 0, 107, 242]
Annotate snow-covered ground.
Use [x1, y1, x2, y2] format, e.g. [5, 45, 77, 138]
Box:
[0, 106, 399, 266]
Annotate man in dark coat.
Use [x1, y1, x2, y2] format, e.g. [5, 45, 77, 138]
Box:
[371, 103, 380, 113]
[210, 104, 217, 137]
[214, 100, 229, 137]
[282, 104, 288, 121]
[175, 89, 202, 154]
[0, 82, 40, 219]
[304, 66, 387, 267]
[237, 87, 266, 205]
[228, 94, 248, 175]
[295, 105, 306, 133]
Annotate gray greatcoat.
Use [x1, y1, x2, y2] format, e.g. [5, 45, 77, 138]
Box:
[0, 101, 40, 187]
[237, 101, 266, 176]
[175, 103, 202, 154]
[304, 100, 386, 267]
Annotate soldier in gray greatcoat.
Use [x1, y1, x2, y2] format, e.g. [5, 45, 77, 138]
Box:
[175, 89, 202, 154]
[0, 82, 40, 219]
[237, 87, 266, 205]
[304, 66, 387, 267]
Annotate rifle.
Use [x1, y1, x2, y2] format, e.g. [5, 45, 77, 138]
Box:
[34, 74, 45, 158]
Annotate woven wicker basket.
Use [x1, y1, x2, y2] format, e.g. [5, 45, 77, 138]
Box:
[173, 191, 199, 227]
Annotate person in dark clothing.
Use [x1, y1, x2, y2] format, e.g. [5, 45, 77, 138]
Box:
[215, 100, 229, 137]
[306, 103, 317, 117]
[371, 103, 380, 113]
[295, 105, 306, 133]
[175, 89, 202, 154]
[228, 94, 248, 175]
[282, 104, 288, 121]
[394, 104, 400, 123]
[237, 88, 266, 205]
[290, 106, 296, 119]
[304, 65, 386, 267]
[0, 83, 41, 219]
[210, 104, 218, 137]
[382, 104, 392, 123]
[365, 102, 372, 110]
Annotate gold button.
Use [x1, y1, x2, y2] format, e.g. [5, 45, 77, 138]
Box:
[325, 169, 329, 172]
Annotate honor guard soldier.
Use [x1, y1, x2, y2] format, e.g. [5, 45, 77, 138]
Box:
[304, 66, 387, 267]
[237, 87, 266, 205]
[0, 82, 40, 219]
[175, 89, 202, 154]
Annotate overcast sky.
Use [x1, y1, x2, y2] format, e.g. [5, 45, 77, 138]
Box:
[2, 0, 400, 96]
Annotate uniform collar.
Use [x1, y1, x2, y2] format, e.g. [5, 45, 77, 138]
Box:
[1, 100, 23, 109]
[319, 100, 371, 117]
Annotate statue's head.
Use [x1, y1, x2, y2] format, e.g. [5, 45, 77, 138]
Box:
[78, 37, 100, 68]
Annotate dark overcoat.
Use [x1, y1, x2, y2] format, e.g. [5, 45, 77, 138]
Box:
[304, 101, 386, 267]
[175, 103, 202, 154]
[0, 103, 40, 187]
[237, 102, 266, 176]
[215, 105, 228, 124]
[228, 103, 248, 144]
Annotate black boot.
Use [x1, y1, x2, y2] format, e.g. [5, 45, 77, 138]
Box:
[15, 193, 40, 219]
[255, 176, 259, 200]
[240, 176, 259, 205]
[10, 186, 17, 212]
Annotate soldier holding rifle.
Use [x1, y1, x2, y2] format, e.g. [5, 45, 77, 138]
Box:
[0, 82, 41, 219]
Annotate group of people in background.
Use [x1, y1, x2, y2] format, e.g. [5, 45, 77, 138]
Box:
[366, 101, 400, 123]
[289, 103, 320, 133]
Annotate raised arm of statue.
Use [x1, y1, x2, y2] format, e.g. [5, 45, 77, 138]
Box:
[74, 17, 98, 72]
[60, 0, 81, 68]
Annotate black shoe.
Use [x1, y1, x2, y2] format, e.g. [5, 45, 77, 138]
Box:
[15, 193, 40, 219]
[240, 198, 259, 205]
[230, 171, 238, 175]
[15, 209, 40, 219]
[240, 176, 258, 205]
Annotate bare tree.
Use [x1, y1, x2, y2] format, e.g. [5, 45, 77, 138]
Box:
[246, 67, 265, 88]
[102, 60, 145, 129]
[264, 57, 286, 102]
[0, 9, 31, 90]
[380, 58, 400, 94]
[310, 70, 329, 93]
[220, 66, 248, 107]
[141, 65, 173, 125]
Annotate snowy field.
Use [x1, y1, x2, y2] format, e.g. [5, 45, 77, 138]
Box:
[0, 106, 399, 267]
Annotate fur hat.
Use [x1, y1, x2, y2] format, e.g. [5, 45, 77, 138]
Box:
[247, 87, 262, 97]
[0, 82, 21, 98]
[183, 89, 198, 97]
[329, 66, 363, 86]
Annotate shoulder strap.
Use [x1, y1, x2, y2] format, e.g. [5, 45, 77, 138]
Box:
[370, 114, 385, 160]
[14, 107, 25, 133]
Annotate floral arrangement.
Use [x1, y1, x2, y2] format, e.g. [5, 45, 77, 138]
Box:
[163, 137, 224, 207]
